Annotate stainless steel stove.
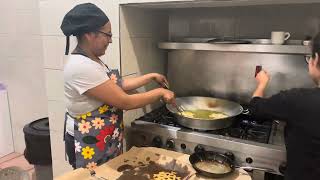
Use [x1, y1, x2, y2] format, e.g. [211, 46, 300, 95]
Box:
[126, 106, 287, 176]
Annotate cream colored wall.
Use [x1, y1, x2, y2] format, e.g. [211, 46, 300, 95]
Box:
[38, 0, 121, 177]
[0, 0, 48, 154]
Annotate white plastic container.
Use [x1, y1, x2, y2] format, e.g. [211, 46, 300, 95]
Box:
[0, 83, 14, 158]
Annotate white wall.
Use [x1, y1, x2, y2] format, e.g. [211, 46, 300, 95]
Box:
[38, 0, 120, 177]
[0, 0, 48, 154]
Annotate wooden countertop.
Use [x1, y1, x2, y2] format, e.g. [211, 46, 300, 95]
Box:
[55, 147, 252, 180]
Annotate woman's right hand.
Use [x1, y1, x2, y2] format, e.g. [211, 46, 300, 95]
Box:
[255, 70, 270, 87]
[161, 89, 175, 104]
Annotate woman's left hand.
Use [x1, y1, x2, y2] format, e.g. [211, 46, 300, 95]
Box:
[152, 73, 169, 88]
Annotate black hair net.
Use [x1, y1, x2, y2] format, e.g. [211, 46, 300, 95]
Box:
[60, 3, 109, 55]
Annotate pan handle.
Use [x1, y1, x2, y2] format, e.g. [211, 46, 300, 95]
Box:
[194, 145, 206, 154]
[242, 108, 250, 115]
[236, 166, 276, 173]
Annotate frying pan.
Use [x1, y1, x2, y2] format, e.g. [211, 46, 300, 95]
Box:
[189, 150, 276, 178]
[166, 96, 245, 130]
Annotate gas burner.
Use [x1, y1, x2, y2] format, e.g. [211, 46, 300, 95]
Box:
[240, 119, 258, 127]
[246, 128, 269, 143]
[225, 128, 245, 138]
[129, 105, 286, 176]
[135, 106, 272, 144]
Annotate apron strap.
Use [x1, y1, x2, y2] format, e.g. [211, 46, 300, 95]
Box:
[65, 36, 70, 55]
[64, 112, 77, 162]
[63, 112, 68, 161]
[63, 112, 68, 141]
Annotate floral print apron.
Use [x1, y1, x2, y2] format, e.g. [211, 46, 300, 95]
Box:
[65, 47, 124, 169]
[73, 68, 123, 169]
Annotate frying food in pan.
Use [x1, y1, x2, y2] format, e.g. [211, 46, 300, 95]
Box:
[194, 160, 231, 174]
[189, 151, 235, 178]
[166, 97, 243, 130]
[180, 111, 195, 118]
[180, 109, 228, 120]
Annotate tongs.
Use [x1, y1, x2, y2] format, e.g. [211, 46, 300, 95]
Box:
[162, 82, 185, 113]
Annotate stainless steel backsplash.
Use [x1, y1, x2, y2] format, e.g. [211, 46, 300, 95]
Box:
[168, 4, 320, 40]
[167, 50, 315, 104]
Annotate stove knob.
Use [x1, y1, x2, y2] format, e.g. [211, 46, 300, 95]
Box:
[166, 139, 175, 149]
[279, 162, 287, 175]
[180, 143, 187, 150]
[194, 145, 205, 153]
[151, 136, 163, 148]
[245, 157, 253, 164]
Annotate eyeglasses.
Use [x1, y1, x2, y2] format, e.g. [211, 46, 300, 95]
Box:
[305, 55, 312, 64]
[97, 30, 112, 38]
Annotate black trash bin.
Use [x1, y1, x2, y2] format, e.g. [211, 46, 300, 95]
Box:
[23, 117, 53, 180]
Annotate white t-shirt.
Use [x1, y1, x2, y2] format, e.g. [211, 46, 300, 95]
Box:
[64, 54, 110, 135]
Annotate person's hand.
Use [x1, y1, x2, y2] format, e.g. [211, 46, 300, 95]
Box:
[252, 70, 270, 98]
[153, 73, 169, 88]
[255, 70, 270, 87]
[161, 89, 175, 104]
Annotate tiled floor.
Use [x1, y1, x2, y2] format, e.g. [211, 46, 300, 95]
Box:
[0, 152, 35, 179]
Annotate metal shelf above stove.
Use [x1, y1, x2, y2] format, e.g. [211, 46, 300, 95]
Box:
[158, 42, 311, 55]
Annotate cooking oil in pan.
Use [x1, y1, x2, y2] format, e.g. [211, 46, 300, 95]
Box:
[181, 109, 228, 120]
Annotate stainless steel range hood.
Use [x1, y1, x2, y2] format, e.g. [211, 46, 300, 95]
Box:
[159, 41, 311, 55]
[161, 43, 314, 103]
[120, 0, 320, 9]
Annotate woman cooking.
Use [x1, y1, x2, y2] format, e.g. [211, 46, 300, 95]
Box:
[60, 3, 175, 169]
[250, 33, 320, 180]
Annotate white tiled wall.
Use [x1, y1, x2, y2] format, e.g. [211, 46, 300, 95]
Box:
[45, 69, 64, 101]
[39, 0, 119, 37]
[0, 0, 48, 155]
[42, 36, 66, 70]
[47, 101, 66, 133]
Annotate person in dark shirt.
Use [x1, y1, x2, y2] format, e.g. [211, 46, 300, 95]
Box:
[250, 33, 320, 180]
